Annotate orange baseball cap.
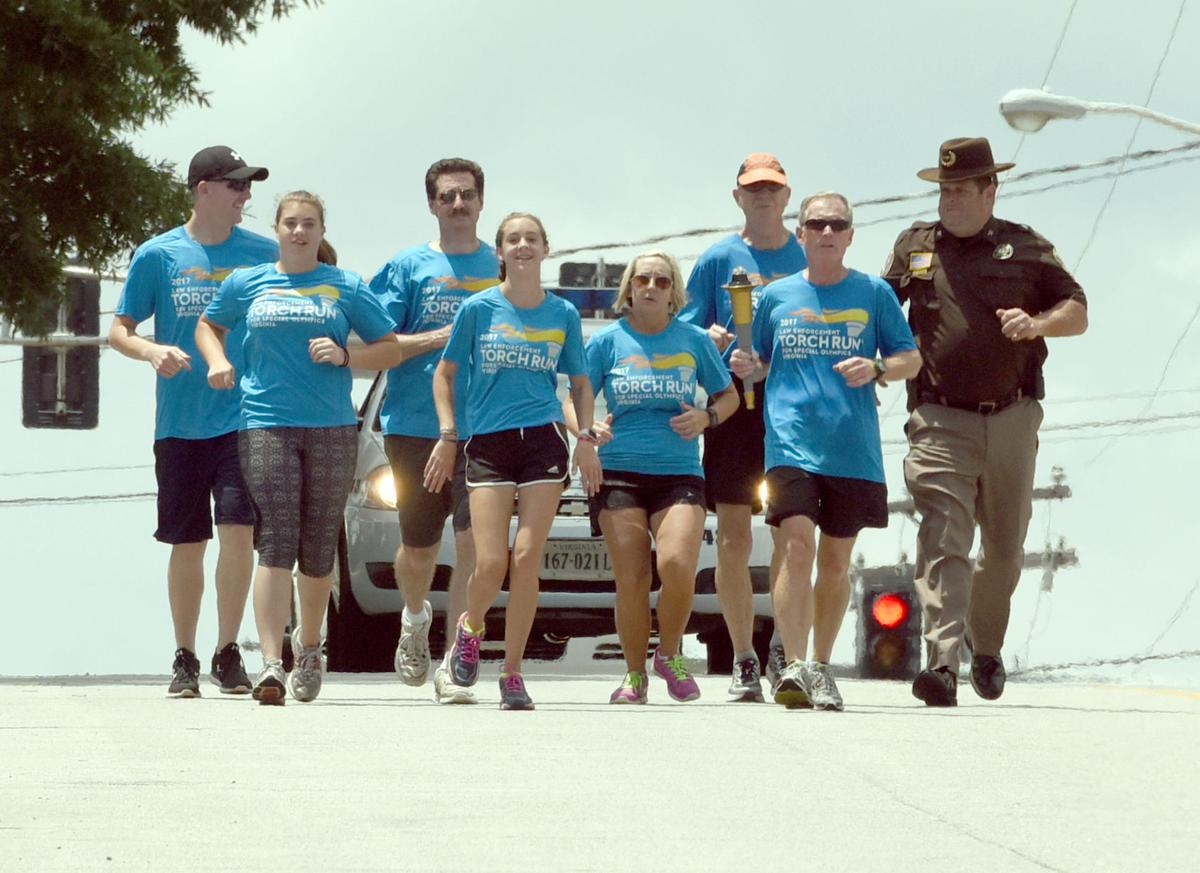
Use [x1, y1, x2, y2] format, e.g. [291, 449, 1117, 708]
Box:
[737, 152, 787, 186]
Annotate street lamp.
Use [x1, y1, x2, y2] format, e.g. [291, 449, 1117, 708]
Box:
[999, 88, 1200, 136]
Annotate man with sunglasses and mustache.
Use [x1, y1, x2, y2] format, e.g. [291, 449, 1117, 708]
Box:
[679, 152, 808, 702]
[732, 192, 921, 710]
[109, 145, 276, 698]
[368, 158, 499, 704]
[883, 137, 1088, 707]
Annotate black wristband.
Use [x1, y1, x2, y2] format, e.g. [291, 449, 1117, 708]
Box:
[339, 344, 351, 367]
[707, 407, 720, 429]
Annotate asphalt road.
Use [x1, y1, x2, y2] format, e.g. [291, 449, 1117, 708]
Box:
[1, 671, 1196, 873]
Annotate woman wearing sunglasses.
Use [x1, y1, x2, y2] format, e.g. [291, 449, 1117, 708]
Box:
[426, 212, 600, 710]
[196, 190, 403, 705]
[584, 252, 739, 703]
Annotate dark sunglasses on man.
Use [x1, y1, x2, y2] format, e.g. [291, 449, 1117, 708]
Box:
[803, 218, 851, 232]
[437, 187, 478, 204]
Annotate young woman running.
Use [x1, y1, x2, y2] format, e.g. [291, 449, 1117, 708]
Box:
[196, 190, 402, 704]
[425, 212, 600, 710]
[584, 252, 738, 703]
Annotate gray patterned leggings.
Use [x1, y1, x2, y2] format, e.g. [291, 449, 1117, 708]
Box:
[239, 426, 357, 577]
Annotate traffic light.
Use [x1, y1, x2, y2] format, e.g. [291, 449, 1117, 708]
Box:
[21, 266, 100, 429]
[855, 564, 922, 679]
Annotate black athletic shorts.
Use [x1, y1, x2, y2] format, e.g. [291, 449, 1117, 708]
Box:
[465, 423, 570, 489]
[153, 431, 256, 544]
[384, 434, 470, 549]
[702, 376, 764, 511]
[764, 466, 887, 538]
[589, 469, 706, 536]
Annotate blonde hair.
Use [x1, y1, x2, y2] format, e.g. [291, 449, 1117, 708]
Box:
[276, 190, 337, 265]
[494, 212, 549, 280]
[613, 251, 688, 315]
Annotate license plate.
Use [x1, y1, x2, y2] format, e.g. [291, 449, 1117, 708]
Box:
[541, 539, 613, 581]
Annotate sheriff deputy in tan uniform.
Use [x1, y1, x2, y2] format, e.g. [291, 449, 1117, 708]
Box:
[883, 137, 1088, 707]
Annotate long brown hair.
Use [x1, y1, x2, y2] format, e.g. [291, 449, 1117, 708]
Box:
[276, 190, 338, 265]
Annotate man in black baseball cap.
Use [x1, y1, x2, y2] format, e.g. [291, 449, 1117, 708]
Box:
[108, 144, 277, 699]
[187, 145, 269, 189]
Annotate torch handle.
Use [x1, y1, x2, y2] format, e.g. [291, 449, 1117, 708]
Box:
[733, 323, 755, 410]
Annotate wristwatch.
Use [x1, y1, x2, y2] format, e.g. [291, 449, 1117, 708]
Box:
[873, 358, 887, 383]
[707, 407, 720, 429]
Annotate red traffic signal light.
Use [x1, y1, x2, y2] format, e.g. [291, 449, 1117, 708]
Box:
[872, 593, 909, 629]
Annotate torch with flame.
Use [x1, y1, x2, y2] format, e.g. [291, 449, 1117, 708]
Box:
[722, 267, 756, 410]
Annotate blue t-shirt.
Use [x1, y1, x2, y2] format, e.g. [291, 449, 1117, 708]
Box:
[204, 263, 396, 430]
[369, 241, 499, 439]
[115, 225, 278, 439]
[679, 233, 807, 366]
[753, 269, 917, 483]
[586, 318, 730, 477]
[442, 287, 586, 436]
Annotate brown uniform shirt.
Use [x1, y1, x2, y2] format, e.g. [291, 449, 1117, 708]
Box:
[883, 217, 1086, 411]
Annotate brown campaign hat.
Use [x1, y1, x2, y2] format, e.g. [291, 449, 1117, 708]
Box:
[737, 152, 788, 186]
[916, 137, 1014, 182]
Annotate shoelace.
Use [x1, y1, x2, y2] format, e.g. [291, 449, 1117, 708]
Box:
[296, 648, 321, 676]
[736, 660, 758, 685]
[502, 673, 525, 694]
[623, 672, 644, 690]
[663, 654, 690, 681]
[808, 666, 829, 694]
[458, 629, 480, 665]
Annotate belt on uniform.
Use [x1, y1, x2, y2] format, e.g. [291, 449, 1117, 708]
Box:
[920, 389, 1025, 416]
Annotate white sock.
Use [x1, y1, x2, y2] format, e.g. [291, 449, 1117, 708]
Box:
[403, 603, 430, 626]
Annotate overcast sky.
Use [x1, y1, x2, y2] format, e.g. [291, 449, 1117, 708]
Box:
[3, 0, 1198, 680]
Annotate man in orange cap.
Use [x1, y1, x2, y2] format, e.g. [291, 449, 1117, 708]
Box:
[679, 152, 807, 701]
[883, 137, 1088, 706]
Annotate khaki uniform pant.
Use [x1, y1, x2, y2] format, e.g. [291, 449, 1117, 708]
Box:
[903, 399, 1042, 671]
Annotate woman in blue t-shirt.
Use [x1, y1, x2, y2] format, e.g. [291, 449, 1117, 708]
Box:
[426, 212, 601, 710]
[196, 190, 402, 705]
[584, 252, 739, 704]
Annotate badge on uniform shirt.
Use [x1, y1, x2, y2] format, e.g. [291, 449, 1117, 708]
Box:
[908, 252, 933, 276]
[993, 243, 1014, 260]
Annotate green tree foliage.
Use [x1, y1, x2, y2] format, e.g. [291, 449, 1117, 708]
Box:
[0, 1, 316, 334]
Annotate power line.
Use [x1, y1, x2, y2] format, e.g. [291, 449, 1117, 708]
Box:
[1010, 648, 1200, 677]
[545, 141, 1200, 259]
[0, 492, 155, 508]
[0, 463, 153, 478]
[1144, 576, 1200, 655]
[1010, 0, 1080, 167]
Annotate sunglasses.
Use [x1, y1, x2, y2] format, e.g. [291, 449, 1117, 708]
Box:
[436, 187, 478, 204]
[631, 274, 673, 291]
[803, 218, 852, 232]
[218, 178, 252, 192]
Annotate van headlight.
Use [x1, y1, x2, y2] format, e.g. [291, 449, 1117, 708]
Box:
[363, 464, 397, 510]
[758, 479, 769, 508]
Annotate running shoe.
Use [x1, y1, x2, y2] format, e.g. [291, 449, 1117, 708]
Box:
[652, 648, 701, 702]
[446, 613, 483, 687]
[209, 642, 251, 695]
[727, 657, 764, 703]
[765, 643, 787, 694]
[773, 659, 812, 709]
[499, 672, 535, 710]
[609, 671, 649, 704]
[394, 601, 433, 686]
[168, 648, 201, 698]
[433, 656, 477, 705]
[805, 661, 844, 711]
[252, 659, 287, 706]
[288, 643, 323, 703]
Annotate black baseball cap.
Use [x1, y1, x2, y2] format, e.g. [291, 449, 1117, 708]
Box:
[187, 145, 269, 188]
